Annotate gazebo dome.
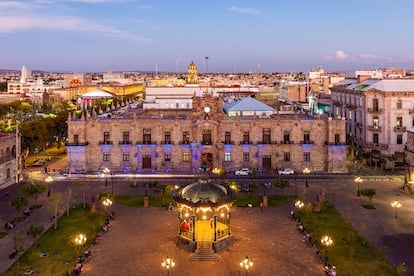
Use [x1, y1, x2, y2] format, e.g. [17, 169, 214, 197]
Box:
[81, 89, 115, 99]
[174, 180, 236, 207]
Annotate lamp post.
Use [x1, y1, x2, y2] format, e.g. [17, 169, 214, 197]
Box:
[320, 235, 333, 263]
[103, 168, 110, 187]
[391, 200, 401, 218]
[354, 176, 363, 197]
[240, 256, 253, 276]
[102, 198, 113, 215]
[74, 233, 87, 262]
[294, 200, 304, 209]
[161, 256, 175, 276]
[45, 175, 53, 197]
[303, 168, 310, 188]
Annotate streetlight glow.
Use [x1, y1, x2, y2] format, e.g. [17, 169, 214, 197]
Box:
[240, 256, 253, 275]
[391, 200, 402, 218]
[162, 256, 175, 275]
[294, 200, 304, 209]
[320, 235, 333, 263]
[354, 176, 363, 197]
[303, 168, 310, 187]
[103, 167, 110, 187]
[74, 233, 87, 262]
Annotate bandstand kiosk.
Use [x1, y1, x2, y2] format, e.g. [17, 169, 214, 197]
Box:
[174, 179, 236, 253]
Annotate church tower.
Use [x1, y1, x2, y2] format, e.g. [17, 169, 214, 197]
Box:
[186, 61, 199, 84]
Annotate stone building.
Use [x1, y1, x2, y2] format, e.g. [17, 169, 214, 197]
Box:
[65, 94, 348, 174]
[331, 78, 414, 168]
[0, 132, 21, 189]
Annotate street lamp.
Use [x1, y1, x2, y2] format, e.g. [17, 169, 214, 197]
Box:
[294, 200, 304, 209]
[354, 176, 363, 197]
[320, 235, 333, 263]
[303, 168, 310, 187]
[102, 198, 113, 215]
[240, 256, 253, 276]
[103, 168, 110, 187]
[391, 200, 402, 218]
[74, 233, 87, 262]
[161, 256, 175, 275]
[45, 175, 53, 197]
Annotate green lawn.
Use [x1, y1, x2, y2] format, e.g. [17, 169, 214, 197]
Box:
[4, 205, 106, 276]
[297, 202, 399, 276]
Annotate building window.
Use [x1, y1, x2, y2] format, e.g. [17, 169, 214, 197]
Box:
[373, 133, 379, 144]
[6, 168, 10, 179]
[74, 134, 79, 144]
[396, 117, 403, 128]
[224, 132, 231, 144]
[123, 152, 129, 162]
[164, 131, 171, 144]
[335, 134, 340, 144]
[263, 128, 271, 144]
[103, 132, 110, 144]
[202, 129, 212, 145]
[103, 153, 110, 162]
[373, 98, 379, 112]
[373, 117, 379, 128]
[348, 110, 352, 120]
[283, 152, 290, 161]
[122, 132, 129, 144]
[183, 131, 190, 144]
[243, 152, 249, 162]
[165, 153, 171, 162]
[283, 131, 290, 144]
[183, 152, 189, 162]
[243, 132, 250, 144]
[303, 131, 310, 143]
[397, 99, 402, 109]
[143, 129, 151, 144]
[397, 134, 403, 145]
[304, 152, 310, 162]
[224, 152, 231, 162]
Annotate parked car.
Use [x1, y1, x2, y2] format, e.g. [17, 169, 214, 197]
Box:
[235, 168, 251, 176]
[278, 168, 295, 175]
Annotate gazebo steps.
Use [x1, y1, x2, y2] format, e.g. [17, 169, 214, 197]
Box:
[189, 242, 220, 261]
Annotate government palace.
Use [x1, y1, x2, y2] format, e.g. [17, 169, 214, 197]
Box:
[65, 62, 348, 175]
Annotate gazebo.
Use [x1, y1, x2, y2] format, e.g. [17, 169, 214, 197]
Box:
[174, 179, 236, 253]
[79, 89, 115, 110]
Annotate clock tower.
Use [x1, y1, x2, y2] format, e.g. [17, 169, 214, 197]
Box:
[186, 61, 199, 84]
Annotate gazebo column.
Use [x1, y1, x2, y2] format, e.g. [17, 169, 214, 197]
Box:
[192, 215, 196, 242]
[228, 212, 231, 235]
[178, 213, 182, 235]
[213, 215, 217, 241]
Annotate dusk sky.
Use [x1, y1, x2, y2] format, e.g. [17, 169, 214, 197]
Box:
[1, 0, 414, 73]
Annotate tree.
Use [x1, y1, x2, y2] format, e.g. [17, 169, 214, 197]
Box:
[272, 179, 290, 198]
[48, 194, 63, 230]
[360, 188, 376, 201]
[11, 197, 28, 214]
[63, 188, 74, 216]
[225, 181, 241, 192]
[21, 183, 46, 205]
[88, 209, 104, 236]
[248, 181, 259, 193]
[157, 184, 174, 203]
[74, 181, 89, 208]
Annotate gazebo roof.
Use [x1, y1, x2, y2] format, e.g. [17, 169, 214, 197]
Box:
[174, 180, 236, 207]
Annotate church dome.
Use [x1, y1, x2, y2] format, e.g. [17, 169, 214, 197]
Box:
[174, 180, 236, 207]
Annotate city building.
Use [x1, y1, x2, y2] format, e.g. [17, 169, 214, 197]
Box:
[331, 78, 414, 168]
[0, 132, 21, 189]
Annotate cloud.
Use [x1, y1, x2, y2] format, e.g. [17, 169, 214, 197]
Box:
[0, 15, 153, 42]
[0, 1, 32, 10]
[335, 50, 347, 59]
[359, 54, 377, 59]
[229, 6, 261, 15]
[68, 0, 130, 3]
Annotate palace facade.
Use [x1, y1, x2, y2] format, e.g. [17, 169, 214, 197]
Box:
[66, 95, 348, 174]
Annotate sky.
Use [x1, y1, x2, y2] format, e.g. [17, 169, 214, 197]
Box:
[1, 0, 414, 73]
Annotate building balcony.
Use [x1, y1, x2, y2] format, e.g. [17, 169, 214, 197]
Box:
[365, 142, 388, 150]
[256, 140, 277, 145]
[367, 108, 383, 113]
[178, 140, 191, 145]
[202, 140, 213, 145]
[160, 141, 174, 145]
[325, 141, 347, 146]
[299, 140, 315, 145]
[394, 126, 406, 132]
[136, 141, 157, 145]
[119, 141, 132, 145]
[239, 141, 253, 145]
[367, 125, 382, 131]
[98, 141, 113, 145]
[65, 142, 89, 146]
[222, 140, 235, 145]
[280, 140, 295, 144]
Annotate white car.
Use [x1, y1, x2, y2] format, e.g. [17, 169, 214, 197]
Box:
[278, 168, 295, 175]
[235, 168, 251, 176]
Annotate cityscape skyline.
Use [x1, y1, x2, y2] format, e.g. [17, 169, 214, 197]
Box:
[1, 0, 414, 73]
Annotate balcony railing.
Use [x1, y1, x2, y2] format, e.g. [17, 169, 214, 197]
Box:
[367, 125, 382, 131]
[394, 126, 407, 132]
[178, 140, 191, 145]
[136, 141, 156, 145]
[223, 140, 235, 145]
[256, 140, 277, 145]
[239, 141, 253, 145]
[119, 141, 132, 145]
[300, 140, 315, 144]
[325, 141, 347, 146]
[280, 140, 295, 144]
[365, 142, 388, 150]
[367, 108, 383, 113]
[202, 140, 213, 145]
[160, 141, 174, 145]
[99, 141, 113, 145]
[65, 142, 89, 146]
